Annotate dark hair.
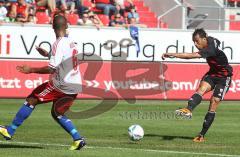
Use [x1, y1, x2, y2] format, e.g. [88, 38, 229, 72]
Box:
[53, 14, 67, 30]
[192, 28, 207, 41]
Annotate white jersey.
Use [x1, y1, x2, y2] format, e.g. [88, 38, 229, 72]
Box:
[49, 37, 82, 94]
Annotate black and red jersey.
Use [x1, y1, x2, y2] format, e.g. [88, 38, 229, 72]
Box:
[198, 36, 233, 78]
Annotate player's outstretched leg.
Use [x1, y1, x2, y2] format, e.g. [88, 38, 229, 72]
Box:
[187, 93, 203, 111]
[51, 100, 86, 150]
[193, 97, 219, 142]
[176, 81, 212, 119]
[0, 99, 36, 140]
[175, 93, 202, 119]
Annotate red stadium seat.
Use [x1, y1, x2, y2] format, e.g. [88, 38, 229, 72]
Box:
[146, 22, 157, 28]
[159, 21, 168, 28]
[138, 12, 155, 18]
[36, 12, 50, 24]
[83, 0, 92, 7]
[229, 15, 240, 30]
[132, 1, 144, 7]
[229, 14, 235, 20]
[98, 14, 109, 26]
[136, 6, 149, 12]
[162, 22, 168, 28]
[66, 14, 79, 25]
[139, 17, 157, 23]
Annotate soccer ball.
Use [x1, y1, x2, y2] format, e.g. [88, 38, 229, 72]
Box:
[128, 124, 144, 141]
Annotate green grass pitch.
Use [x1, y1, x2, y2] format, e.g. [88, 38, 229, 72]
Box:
[0, 99, 239, 157]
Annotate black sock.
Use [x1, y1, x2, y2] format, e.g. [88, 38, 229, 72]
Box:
[199, 111, 216, 136]
[187, 93, 202, 111]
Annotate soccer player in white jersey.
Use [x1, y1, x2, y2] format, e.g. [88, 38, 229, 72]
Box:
[0, 14, 86, 150]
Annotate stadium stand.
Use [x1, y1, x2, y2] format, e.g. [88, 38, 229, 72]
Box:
[132, 0, 158, 28]
[0, 0, 240, 31]
[227, 0, 240, 7]
[224, 0, 240, 31]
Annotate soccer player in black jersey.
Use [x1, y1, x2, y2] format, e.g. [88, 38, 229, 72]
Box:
[162, 28, 233, 142]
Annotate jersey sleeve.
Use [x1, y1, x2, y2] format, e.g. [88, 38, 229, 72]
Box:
[198, 37, 219, 58]
[49, 39, 63, 69]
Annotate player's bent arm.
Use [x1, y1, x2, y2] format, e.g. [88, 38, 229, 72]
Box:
[17, 65, 55, 74]
[173, 52, 202, 59]
[162, 52, 202, 60]
[30, 66, 55, 74]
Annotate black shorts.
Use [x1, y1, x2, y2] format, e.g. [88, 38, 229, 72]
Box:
[201, 75, 232, 100]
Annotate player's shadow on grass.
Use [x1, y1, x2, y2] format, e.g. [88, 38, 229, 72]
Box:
[0, 144, 43, 149]
[145, 134, 193, 141]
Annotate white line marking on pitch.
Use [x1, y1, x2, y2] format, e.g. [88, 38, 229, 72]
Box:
[0, 140, 239, 157]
